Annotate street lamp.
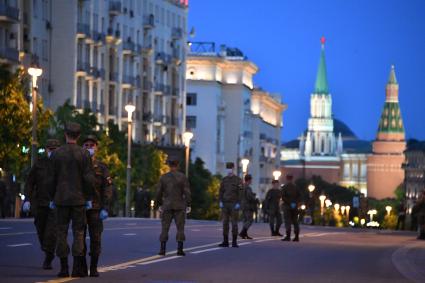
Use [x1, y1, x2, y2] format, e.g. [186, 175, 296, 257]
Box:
[272, 170, 281, 181]
[385, 206, 392, 216]
[367, 209, 377, 222]
[182, 131, 193, 177]
[341, 206, 346, 216]
[334, 203, 340, 213]
[319, 195, 326, 216]
[346, 205, 351, 218]
[125, 103, 136, 217]
[308, 184, 315, 194]
[241, 158, 250, 179]
[28, 64, 43, 167]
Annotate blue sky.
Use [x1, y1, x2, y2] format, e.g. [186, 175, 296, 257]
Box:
[188, 0, 425, 141]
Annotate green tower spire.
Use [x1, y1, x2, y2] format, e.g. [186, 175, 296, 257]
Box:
[314, 37, 329, 94]
[388, 64, 398, 84]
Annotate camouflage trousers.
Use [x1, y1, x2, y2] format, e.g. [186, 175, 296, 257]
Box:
[242, 209, 254, 230]
[83, 209, 104, 256]
[222, 202, 239, 237]
[283, 207, 300, 235]
[268, 208, 282, 233]
[160, 209, 186, 242]
[56, 205, 87, 258]
[34, 206, 56, 254]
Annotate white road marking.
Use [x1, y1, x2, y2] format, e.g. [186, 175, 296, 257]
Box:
[7, 243, 32, 247]
[191, 247, 223, 254]
[0, 227, 11, 230]
[191, 229, 201, 232]
[125, 223, 137, 226]
[255, 238, 278, 243]
[123, 233, 137, 236]
[238, 242, 252, 246]
[137, 255, 180, 265]
[392, 241, 425, 283]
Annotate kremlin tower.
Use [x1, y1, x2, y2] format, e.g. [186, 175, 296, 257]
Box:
[367, 65, 406, 199]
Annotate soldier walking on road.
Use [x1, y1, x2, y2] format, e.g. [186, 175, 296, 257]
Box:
[265, 180, 283, 236]
[23, 139, 60, 269]
[51, 122, 95, 277]
[82, 135, 113, 277]
[239, 174, 256, 239]
[218, 162, 243, 248]
[155, 159, 191, 256]
[281, 174, 301, 242]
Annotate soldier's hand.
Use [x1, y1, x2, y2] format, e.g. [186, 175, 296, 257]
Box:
[186, 207, 191, 214]
[234, 203, 240, 210]
[49, 201, 56, 210]
[85, 201, 93, 210]
[219, 202, 224, 209]
[22, 201, 31, 213]
[158, 206, 163, 213]
[99, 209, 109, 220]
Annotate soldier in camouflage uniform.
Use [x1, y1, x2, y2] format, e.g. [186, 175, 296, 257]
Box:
[265, 180, 283, 236]
[82, 135, 113, 277]
[413, 190, 425, 240]
[281, 174, 301, 242]
[155, 159, 191, 256]
[219, 162, 243, 248]
[51, 122, 95, 278]
[239, 174, 256, 239]
[23, 139, 60, 270]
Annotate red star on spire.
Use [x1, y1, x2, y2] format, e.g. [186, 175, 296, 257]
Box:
[321, 36, 326, 45]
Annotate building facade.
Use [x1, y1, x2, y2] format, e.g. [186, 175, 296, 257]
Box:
[367, 65, 406, 199]
[186, 43, 287, 199]
[1, 0, 188, 145]
[403, 141, 425, 215]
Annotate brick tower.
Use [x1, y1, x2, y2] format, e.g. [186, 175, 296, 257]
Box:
[367, 65, 406, 199]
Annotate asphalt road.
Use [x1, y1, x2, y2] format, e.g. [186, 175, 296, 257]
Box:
[0, 217, 424, 283]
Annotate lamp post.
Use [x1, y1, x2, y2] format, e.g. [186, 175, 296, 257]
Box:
[28, 64, 43, 167]
[125, 103, 135, 217]
[272, 170, 281, 181]
[182, 131, 193, 177]
[367, 209, 377, 222]
[241, 158, 250, 179]
[319, 195, 326, 215]
[334, 203, 340, 214]
[385, 206, 392, 216]
[346, 205, 351, 219]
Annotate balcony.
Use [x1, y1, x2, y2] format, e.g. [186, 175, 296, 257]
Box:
[76, 61, 90, 74]
[154, 82, 165, 93]
[142, 111, 152, 121]
[89, 67, 99, 77]
[172, 27, 183, 40]
[109, 1, 121, 15]
[141, 42, 153, 55]
[153, 115, 163, 123]
[92, 31, 105, 44]
[143, 14, 155, 29]
[155, 52, 171, 65]
[0, 47, 19, 63]
[77, 23, 90, 37]
[106, 27, 121, 43]
[123, 39, 135, 54]
[122, 75, 135, 86]
[0, 4, 19, 23]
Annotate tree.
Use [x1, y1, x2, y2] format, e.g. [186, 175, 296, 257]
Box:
[0, 65, 51, 180]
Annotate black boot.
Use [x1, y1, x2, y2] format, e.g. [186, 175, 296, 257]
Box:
[218, 235, 229, 247]
[57, 257, 69, 277]
[71, 256, 87, 278]
[293, 234, 299, 242]
[158, 241, 166, 256]
[90, 255, 99, 277]
[42, 252, 54, 270]
[232, 235, 239, 248]
[239, 228, 247, 239]
[270, 225, 276, 236]
[281, 231, 291, 241]
[81, 256, 88, 277]
[245, 231, 253, 240]
[177, 241, 185, 256]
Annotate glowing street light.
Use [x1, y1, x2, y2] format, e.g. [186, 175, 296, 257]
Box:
[125, 103, 136, 217]
[334, 203, 340, 212]
[346, 205, 351, 217]
[385, 206, 392, 216]
[367, 209, 378, 222]
[28, 63, 43, 167]
[308, 184, 315, 193]
[341, 206, 346, 215]
[241, 158, 250, 178]
[319, 195, 326, 215]
[183, 131, 194, 177]
[300, 204, 306, 210]
[272, 170, 281, 181]
[325, 199, 332, 208]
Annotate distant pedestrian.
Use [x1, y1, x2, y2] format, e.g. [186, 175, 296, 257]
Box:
[0, 173, 6, 218]
[155, 159, 191, 256]
[281, 174, 301, 242]
[23, 139, 60, 270]
[218, 162, 243, 248]
[51, 122, 95, 278]
[82, 135, 113, 277]
[395, 202, 406, 230]
[239, 174, 256, 239]
[265, 180, 282, 236]
[135, 186, 151, 218]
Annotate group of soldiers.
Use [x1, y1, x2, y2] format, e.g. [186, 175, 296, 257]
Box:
[21, 121, 302, 278]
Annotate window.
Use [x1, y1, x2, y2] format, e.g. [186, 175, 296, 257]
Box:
[32, 37, 38, 56]
[33, 0, 38, 19]
[186, 116, 196, 129]
[41, 39, 47, 60]
[186, 92, 197, 106]
[42, 0, 47, 20]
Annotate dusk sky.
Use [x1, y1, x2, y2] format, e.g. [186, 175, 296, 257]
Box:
[188, 0, 425, 141]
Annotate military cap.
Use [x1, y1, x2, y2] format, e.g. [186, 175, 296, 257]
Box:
[82, 134, 98, 144]
[244, 174, 252, 182]
[46, 139, 60, 149]
[64, 122, 81, 135]
[226, 162, 235, 169]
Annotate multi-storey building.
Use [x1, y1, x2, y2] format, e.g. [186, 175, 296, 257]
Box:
[1, 0, 188, 146]
[186, 42, 287, 199]
[403, 141, 425, 214]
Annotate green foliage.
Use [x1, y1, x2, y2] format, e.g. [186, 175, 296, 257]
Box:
[382, 214, 397, 230]
[0, 66, 52, 180]
[394, 184, 404, 202]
